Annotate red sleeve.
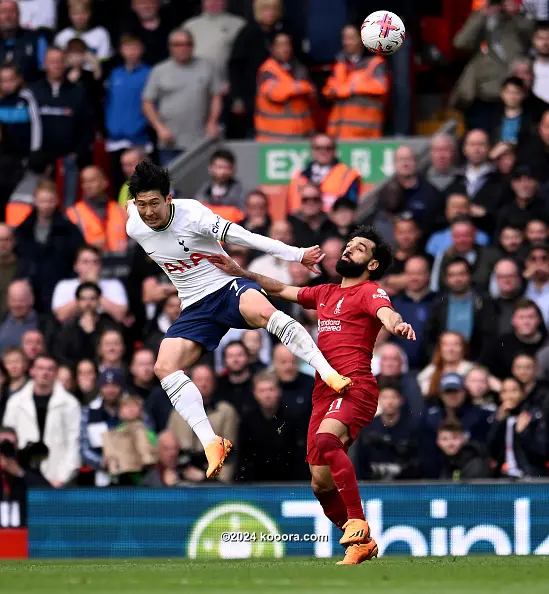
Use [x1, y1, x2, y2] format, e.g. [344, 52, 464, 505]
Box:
[297, 284, 324, 310]
[361, 286, 394, 317]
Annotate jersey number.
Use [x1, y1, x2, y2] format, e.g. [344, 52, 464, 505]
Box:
[328, 398, 343, 412]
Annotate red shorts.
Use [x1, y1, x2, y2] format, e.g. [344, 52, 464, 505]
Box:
[306, 387, 378, 466]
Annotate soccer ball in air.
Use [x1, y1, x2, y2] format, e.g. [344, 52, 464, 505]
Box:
[361, 11, 406, 56]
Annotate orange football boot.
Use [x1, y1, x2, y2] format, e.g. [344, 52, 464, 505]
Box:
[336, 539, 379, 565]
[205, 436, 232, 478]
[339, 519, 370, 545]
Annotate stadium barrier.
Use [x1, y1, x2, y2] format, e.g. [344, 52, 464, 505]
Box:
[22, 482, 549, 559]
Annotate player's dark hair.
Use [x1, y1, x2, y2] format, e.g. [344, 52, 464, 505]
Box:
[76, 281, 102, 299]
[437, 419, 464, 435]
[501, 76, 525, 91]
[347, 225, 393, 281]
[128, 159, 171, 200]
[210, 149, 235, 166]
[444, 255, 472, 275]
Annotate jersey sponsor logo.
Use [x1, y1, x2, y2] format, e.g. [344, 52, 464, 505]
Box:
[163, 253, 209, 273]
[212, 216, 221, 235]
[318, 319, 341, 333]
[372, 288, 390, 301]
[334, 297, 344, 315]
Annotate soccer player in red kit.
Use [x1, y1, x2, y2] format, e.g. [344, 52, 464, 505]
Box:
[209, 226, 416, 565]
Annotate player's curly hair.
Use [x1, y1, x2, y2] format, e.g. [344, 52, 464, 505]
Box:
[128, 159, 171, 199]
[347, 225, 393, 281]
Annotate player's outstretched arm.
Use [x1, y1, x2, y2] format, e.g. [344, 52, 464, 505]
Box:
[223, 222, 324, 274]
[377, 307, 416, 341]
[208, 254, 301, 303]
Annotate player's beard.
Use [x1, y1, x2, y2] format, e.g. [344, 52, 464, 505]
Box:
[335, 255, 369, 278]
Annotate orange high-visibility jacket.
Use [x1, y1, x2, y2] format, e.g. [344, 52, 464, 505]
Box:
[323, 53, 389, 140]
[5, 203, 32, 227]
[255, 58, 315, 142]
[287, 162, 362, 213]
[201, 204, 244, 224]
[67, 200, 128, 252]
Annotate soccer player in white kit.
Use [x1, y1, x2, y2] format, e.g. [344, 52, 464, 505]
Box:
[126, 161, 351, 478]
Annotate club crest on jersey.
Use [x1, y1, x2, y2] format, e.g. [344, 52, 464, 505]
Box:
[372, 288, 390, 301]
[178, 239, 190, 252]
[334, 297, 344, 315]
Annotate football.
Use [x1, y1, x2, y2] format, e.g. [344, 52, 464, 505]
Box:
[361, 11, 406, 56]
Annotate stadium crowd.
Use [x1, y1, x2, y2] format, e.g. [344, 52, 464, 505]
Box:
[0, 0, 549, 493]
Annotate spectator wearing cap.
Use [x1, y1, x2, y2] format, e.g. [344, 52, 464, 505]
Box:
[79, 367, 125, 486]
[496, 164, 548, 232]
[524, 244, 549, 325]
[287, 134, 362, 214]
[3, 354, 81, 487]
[427, 257, 486, 360]
[480, 299, 548, 379]
[420, 372, 493, 478]
[142, 29, 223, 166]
[426, 133, 460, 194]
[431, 217, 497, 295]
[54, 282, 120, 367]
[391, 256, 437, 372]
[372, 146, 443, 239]
[194, 149, 246, 219]
[426, 193, 490, 258]
[0, 0, 47, 83]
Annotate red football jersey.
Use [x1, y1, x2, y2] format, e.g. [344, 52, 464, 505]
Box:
[297, 280, 393, 399]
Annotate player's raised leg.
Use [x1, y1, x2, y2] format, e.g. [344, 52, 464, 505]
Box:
[238, 289, 351, 394]
[154, 337, 231, 478]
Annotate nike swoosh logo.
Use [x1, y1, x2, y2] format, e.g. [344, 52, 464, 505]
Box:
[146, 251, 155, 255]
[320, 303, 325, 307]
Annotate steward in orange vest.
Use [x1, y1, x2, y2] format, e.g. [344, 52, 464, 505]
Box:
[66, 166, 127, 253]
[287, 134, 362, 213]
[255, 33, 315, 142]
[323, 25, 389, 140]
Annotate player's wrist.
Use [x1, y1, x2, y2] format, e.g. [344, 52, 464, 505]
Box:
[296, 248, 305, 263]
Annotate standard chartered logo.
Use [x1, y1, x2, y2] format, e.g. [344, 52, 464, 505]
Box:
[187, 503, 284, 559]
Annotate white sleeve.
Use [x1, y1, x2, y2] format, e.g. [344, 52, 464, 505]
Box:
[192, 200, 304, 263]
[51, 280, 74, 311]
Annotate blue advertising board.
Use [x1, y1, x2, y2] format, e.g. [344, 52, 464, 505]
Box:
[28, 483, 549, 558]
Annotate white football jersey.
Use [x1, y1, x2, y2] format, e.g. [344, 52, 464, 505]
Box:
[127, 199, 238, 309]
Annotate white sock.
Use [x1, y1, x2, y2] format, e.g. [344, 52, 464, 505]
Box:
[160, 370, 217, 447]
[266, 310, 336, 381]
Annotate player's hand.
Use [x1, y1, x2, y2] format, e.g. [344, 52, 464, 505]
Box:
[301, 246, 325, 274]
[393, 322, 416, 340]
[208, 254, 243, 276]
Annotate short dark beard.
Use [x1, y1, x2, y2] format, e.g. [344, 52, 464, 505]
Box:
[335, 257, 368, 278]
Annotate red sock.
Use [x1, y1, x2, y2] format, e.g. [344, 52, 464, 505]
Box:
[314, 488, 347, 529]
[314, 433, 365, 521]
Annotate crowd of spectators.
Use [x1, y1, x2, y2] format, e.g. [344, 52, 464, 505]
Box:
[1, 0, 549, 493]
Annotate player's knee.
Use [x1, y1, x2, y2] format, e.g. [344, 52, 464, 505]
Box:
[314, 432, 344, 456]
[154, 360, 173, 381]
[311, 476, 333, 495]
